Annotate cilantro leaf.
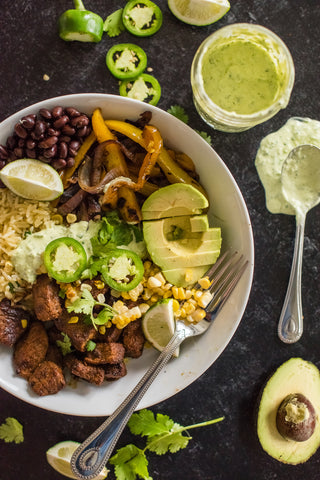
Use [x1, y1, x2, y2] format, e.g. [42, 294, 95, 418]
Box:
[56, 333, 74, 356]
[147, 429, 190, 455]
[110, 444, 150, 480]
[195, 130, 212, 145]
[103, 9, 125, 37]
[67, 289, 95, 316]
[0, 417, 24, 444]
[167, 105, 189, 124]
[128, 410, 174, 437]
[86, 340, 96, 352]
[95, 308, 114, 325]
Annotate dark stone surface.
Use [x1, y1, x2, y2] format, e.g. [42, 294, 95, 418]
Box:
[0, 1, 320, 479]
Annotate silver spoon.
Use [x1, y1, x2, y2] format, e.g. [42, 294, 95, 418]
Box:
[278, 144, 320, 343]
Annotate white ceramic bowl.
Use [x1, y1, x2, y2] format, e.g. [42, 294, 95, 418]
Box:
[0, 94, 254, 416]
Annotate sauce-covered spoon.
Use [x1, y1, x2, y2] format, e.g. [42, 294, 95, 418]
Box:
[278, 144, 320, 343]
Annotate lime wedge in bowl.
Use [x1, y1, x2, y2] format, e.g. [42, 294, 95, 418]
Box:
[0, 158, 63, 201]
[168, 0, 230, 26]
[142, 299, 179, 356]
[46, 440, 109, 479]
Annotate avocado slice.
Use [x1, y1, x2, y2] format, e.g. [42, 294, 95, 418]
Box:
[141, 183, 208, 220]
[161, 265, 212, 287]
[257, 357, 320, 464]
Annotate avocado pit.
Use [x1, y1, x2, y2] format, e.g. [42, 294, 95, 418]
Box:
[276, 393, 316, 442]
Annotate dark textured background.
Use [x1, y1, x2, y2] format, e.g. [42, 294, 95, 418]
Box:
[0, 1, 320, 479]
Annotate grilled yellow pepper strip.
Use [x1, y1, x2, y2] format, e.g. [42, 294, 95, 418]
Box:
[91, 108, 141, 223]
[61, 130, 96, 188]
[104, 119, 207, 197]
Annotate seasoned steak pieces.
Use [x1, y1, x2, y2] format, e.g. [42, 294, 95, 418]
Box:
[54, 311, 96, 352]
[85, 343, 125, 365]
[45, 344, 63, 368]
[95, 324, 122, 343]
[32, 275, 62, 322]
[122, 319, 145, 358]
[29, 361, 65, 396]
[64, 354, 105, 386]
[104, 362, 127, 381]
[14, 321, 48, 379]
[0, 299, 30, 347]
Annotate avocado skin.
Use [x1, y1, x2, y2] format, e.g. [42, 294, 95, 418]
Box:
[257, 357, 320, 464]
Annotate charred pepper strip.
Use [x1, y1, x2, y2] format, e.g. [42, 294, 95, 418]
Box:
[91, 108, 141, 223]
[61, 130, 96, 188]
[58, 0, 104, 43]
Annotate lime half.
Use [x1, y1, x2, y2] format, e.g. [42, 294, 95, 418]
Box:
[0, 158, 63, 201]
[168, 0, 230, 26]
[142, 299, 179, 356]
[46, 441, 109, 479]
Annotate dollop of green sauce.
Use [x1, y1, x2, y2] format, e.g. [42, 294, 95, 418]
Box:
[255, 117, 320, 215]
[202, 39, 280, 115]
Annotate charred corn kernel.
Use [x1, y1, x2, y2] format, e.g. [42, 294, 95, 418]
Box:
[112, 300, 128, 314]
[172, 287, 186, 300]
[21, 319, 28, 329]
[163, 282, 173, 291]
[97, 293, 105, 304]
[121, 291, 131, 300]
[94, 280, 105, 290]
[163, 290, 173, 298]
[99, 326, 106, 335]
[198, 291, 213, 308]
[188, 298, 197, 307]
[179, 307, 187, 318]
[65, 285, 80, 301]
[66, 213, 77, 224]
[80, 283, 92, 291]
[185, 269, 193, 283]
[193, 290, 203, 301]
[154, 287, 165, 296]
[52, 214, 63, 224]
[147, 276, 162, 289]
[198, 276, 212, 289]
[142, 289, 153, 300]
[139, 303, 150, 314]
[172, 299, 180, 312]
[154, 272, 166, 285]
[184, 302, 196, 315]
[191, 308, 206, 322]
[143, 260, 152, 271]
[68, 316, 79, 324]
[150, 294, 159, 303]
[130, 306, 142, 319]
[185, 289, 193, 299]
[110, 288, 121, 298]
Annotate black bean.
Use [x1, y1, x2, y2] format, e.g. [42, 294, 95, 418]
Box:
[26, 139, 36, 149]
[6, 136, 17, 149]
[70, 115, 89, 128]
[38, 136, 58, 149]
[66, 157, 75, 168]
[38, 155, 51, 163]
[21, 115, 36, 130]
[77, 126, 88, 137]
[43, 145, 57, 159]
[65, 107, 81, 117]
[47, 127, 61, 137]
[26, 149, 37, 158]
[34, 120, 47, 136]
[51, 158, 67, 170]
[53, 115, 69, 129]
[0, 160, 6, 169]
[39, 108, 52, 120]
[0, 145, 9, 160]
[31, 131, 44, 141]
[62, 124, 76, 136]
[52, 106, 64, 118]
[14, 123, 28, 139]
[59, 142, 68, 159]
[60, 136, 71, 143]
[13, 147, 24, 157]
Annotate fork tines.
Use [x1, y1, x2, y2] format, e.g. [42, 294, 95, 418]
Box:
[204, 250, 249, 315]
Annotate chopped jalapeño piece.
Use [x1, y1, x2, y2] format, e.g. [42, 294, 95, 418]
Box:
[106, 43, 148, 80]
[122, 0, 163, 37]
[44, 237, 87, 283]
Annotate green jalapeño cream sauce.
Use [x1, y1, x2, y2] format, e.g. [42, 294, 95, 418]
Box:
[255, 117, 320, 215]
[201, 39, 280, 114]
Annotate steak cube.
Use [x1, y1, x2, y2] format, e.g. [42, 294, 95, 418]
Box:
[32, 275, 62, 322]
[0, 299, 30, 347]
[29, 360, 65, 396]
[14, 321, 48, 379]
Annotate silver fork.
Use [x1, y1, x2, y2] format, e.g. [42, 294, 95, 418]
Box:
[71, 250, 248, 480]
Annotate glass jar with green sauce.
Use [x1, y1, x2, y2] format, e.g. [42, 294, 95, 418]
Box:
[191, 24, 295, 132]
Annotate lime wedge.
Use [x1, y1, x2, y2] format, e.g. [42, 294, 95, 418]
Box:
[142, 299, 179, 356]
[0, 158, 63, 201]
[46, 441, 109, 479]
[168, 0, 230, 26]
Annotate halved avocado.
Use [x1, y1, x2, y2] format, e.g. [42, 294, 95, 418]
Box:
[257, 357, 320, 464]
[141, 183, 208, 220]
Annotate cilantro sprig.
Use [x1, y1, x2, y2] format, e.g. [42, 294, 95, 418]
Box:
[109, 409, 224, 479]
[103, 9, 125, 37]
[0, 417, 24, 444]
[56, 332, 74, 356]
[167, 105, 212, 145]
[67, 288, 117, 330]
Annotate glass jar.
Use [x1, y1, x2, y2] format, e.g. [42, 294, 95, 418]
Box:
[191, 23, 295, 132]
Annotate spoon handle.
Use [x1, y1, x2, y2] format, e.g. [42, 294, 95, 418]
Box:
[278, 215, 305, 343]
